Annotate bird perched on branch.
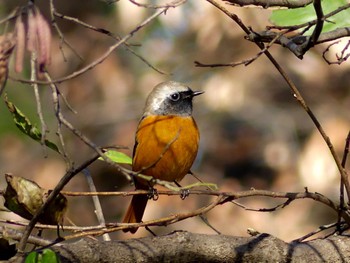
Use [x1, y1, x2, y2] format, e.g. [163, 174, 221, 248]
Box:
[122, 81, 203, 233]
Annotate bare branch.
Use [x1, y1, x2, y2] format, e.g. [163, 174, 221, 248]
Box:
[82, 169, 111, 241]
[322, 38, 350, 65]
[129, 0, 187, 9]
[224, 0, 312, 9]
[0, 226, 52, 247]
[12, 6, 169, 85]
[195, 30, 285, 67]
[49, 0, 84, 62]
[30, 53, 49, 153]
[302, 0, 324, 52]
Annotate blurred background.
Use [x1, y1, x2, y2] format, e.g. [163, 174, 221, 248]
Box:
[1, 0, 350, 241]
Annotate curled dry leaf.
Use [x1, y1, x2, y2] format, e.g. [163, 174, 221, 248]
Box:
[0, 34, 16, 96]
[3, 174, 67, 225]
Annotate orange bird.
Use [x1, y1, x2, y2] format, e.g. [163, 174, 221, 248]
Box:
[122, 81, 203, 233]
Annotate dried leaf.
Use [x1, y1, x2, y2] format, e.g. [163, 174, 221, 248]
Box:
[0, 34, 15, 96]
[4, 174, 67, 225]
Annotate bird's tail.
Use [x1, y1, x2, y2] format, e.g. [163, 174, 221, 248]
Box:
[122, 193, 148, 233]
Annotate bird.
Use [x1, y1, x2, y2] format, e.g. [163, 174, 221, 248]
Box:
[122, 81, 203, 233]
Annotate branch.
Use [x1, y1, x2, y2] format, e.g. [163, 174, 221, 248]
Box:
[302, 0, 324, 52]
[224, 0, 313, 8]
[244, 28, 350, 59]
[248, 3, 350, 58]
[11, 6, 169, 85]
[206, 0, 350, 210]
[0, 226, 52, 247]
[11, 232, 350, 262]
[17, 153, 101, 252]
[52, 6, 168, 75]
[2, 188, 343, 235]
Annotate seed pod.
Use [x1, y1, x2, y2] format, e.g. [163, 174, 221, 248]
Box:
[14, 15, 25, 73]
[27, 8, 38, 53]
[35, 10, 52, 68]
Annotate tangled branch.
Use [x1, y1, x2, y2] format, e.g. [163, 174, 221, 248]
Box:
[3, 187, 348, 247]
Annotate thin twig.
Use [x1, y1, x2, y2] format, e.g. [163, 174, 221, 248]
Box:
[195, 30, 286, 67]
[49, 0, 83, 61]
[54, 9, 169, 74]
[12, 6, 169, 85]
[57, 188, 346, 218]
[30, 53, 49, 154]
[292, 222, 337, 242]
[83, 169, 111, 241]
[323, 39, 350, 65]
[129, 0, 187, 8]
[44, 71, 132, 182]
[0, 7, 19, 25]
[45, 71, 71, 165]
[3, 187, 347, 244]
[63, 195, 225, 240]
[338, 131, 350, 232]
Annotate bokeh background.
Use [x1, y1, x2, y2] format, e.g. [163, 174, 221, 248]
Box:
[1, 0, 350, 241]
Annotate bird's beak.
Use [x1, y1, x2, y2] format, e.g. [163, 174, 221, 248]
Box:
[192, 90, 204, 97]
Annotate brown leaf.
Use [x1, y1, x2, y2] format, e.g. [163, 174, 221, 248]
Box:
[3, 174, 67, 225]
[0, 34, 15, 96]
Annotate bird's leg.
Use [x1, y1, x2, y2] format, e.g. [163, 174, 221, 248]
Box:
[147, 186, 159, 201]
[174, 181, 190, 200]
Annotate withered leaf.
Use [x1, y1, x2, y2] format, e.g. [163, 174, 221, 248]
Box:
[0, 34, 16, 96]
[4, 174, 67, 225]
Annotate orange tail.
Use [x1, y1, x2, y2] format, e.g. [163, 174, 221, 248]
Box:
[122, 194, 148, 233]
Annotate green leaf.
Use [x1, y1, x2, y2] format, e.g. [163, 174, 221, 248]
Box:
[270, 0, 350, 35]
[25, 251, 39, 263]
[41, 249, 60, 263]
[4, 96, 59, 153]
[25, 249, 59, 263]
[99, 150, 132, 165]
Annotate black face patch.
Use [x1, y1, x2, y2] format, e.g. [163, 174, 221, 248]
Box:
[155, 90, 194, 116]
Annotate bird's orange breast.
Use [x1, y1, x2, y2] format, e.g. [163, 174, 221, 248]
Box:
[133, 115, 199, 183]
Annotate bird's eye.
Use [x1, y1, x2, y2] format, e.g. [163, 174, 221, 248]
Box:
[170, 92, 180, 101]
